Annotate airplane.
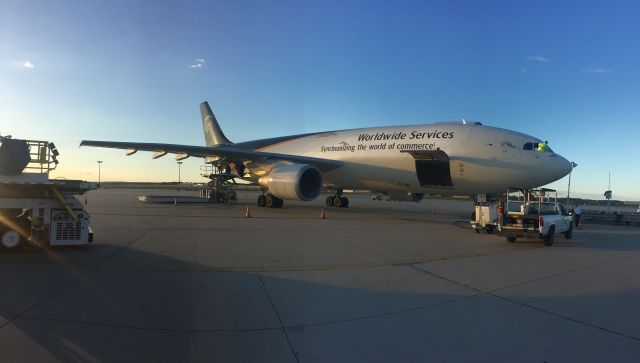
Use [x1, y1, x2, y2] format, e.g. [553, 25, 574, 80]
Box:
[81, 101, 573, 208]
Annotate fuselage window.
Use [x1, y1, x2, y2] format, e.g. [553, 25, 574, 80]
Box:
[523, 142, 534, 150]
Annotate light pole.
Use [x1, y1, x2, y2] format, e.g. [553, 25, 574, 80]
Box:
[97, 160, 103, 187]
[177, 161, 183, 190]
[566, 162, 577, 206]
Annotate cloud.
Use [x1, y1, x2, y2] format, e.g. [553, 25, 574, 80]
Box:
[23, 61, 35, 69]
[190, 58, 205, 69]
[582, 67, 612, 74]
[526, 55, 550, 63]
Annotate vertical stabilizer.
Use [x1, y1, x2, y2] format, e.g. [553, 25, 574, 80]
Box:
[200, 101, 232, 146]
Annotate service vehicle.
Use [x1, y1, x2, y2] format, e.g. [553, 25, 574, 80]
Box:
[498, 188, 573, 246]
[470, 204, 498, 233]
[0, 136, 94, 251]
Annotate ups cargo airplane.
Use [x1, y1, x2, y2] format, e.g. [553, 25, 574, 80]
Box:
[81, 102, 572, 208]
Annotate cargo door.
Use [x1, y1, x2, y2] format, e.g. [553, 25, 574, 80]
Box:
[403, 150, 453, 188]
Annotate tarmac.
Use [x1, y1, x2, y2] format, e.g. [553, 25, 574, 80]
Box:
[1, 188, 639, 362]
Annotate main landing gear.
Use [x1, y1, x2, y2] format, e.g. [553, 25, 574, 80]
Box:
[325, 189, 349, 208]
[257, 194, 283, 208]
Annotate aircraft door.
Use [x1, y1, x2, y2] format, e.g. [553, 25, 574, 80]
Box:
[403, 150, 453, 188]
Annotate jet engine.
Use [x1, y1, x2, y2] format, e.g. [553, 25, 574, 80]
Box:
[383, 191, 425, 202]
[258, 164, 323, 201]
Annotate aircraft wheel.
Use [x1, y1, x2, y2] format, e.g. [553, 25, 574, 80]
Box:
[325, 196, 334, 207]
[258, 195, 266, 207]
[333, 196, 342, 208]
[340, 197, 349, 208]
[266, 196, 284, 208]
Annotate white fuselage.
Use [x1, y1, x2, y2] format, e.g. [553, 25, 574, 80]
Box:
[249, 123, 572, 196]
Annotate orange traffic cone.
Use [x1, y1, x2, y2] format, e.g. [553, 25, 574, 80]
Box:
[245, 206, 252, 218]
[320, 208, 326, 219]
[432, 206, 436, 214]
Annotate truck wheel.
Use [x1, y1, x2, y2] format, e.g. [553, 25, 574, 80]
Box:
[544, 227, 555, 246]
[563, 224, 573, 239]
[1, 228, 23, 251]
[506, 236, 516, 243]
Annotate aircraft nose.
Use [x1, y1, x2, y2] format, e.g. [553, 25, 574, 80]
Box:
[554, 153, 573, 179]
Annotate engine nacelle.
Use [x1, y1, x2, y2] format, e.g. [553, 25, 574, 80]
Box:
[384, 191, 425, 202]
[258, 164, 323, 201]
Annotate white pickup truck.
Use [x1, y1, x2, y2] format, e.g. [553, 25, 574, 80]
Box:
[498, 189, 573, 246]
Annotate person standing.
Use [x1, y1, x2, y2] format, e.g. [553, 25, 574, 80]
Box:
[574, 206, 583, 229]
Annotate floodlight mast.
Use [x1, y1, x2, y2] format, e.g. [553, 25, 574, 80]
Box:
[97, 160, 103, 186]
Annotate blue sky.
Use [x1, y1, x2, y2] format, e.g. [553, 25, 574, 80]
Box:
[1, 0, 639, 200]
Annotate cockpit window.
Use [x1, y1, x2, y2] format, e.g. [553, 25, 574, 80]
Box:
[523, 142, 553, 152]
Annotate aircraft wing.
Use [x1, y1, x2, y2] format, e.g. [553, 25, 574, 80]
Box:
[80, 140, 343, 171]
